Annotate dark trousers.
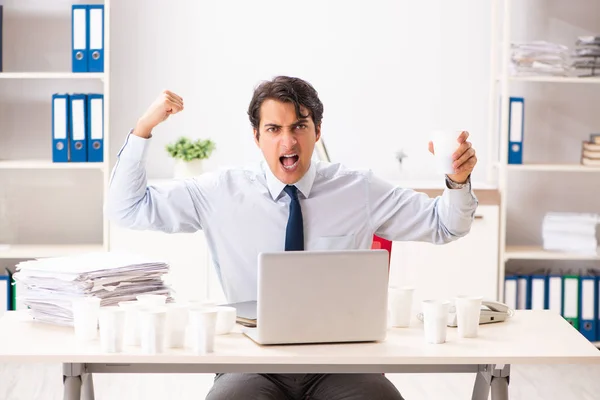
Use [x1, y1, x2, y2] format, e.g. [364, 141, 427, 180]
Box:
[206, 373, 405, 400]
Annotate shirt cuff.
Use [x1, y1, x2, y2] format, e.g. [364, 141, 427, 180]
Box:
[445, 174, 470, 190]
[116, 130, 152, 163]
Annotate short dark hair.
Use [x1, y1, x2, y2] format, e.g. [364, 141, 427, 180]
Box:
[248, 76, 324, 138]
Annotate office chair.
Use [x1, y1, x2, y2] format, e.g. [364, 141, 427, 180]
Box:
[371, 235, 392, 269]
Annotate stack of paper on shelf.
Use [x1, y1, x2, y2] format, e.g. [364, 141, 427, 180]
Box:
[572, 35, 600, 77]
[510, 41, 571, 76]
[12, 252, 172, 326]
[542, 212, 600, 255]
[581, 134, 600, 167]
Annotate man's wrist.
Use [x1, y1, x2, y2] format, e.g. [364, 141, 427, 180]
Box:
[133, 120, 153, 139]
[445, 174, 471, 189]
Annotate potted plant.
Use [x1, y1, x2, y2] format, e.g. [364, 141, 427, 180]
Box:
[165, 136, 216, 178]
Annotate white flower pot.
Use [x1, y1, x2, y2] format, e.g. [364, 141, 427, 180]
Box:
[173, 159, 203, 178]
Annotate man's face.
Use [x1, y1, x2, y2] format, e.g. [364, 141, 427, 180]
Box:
[254, 99, 321, 185]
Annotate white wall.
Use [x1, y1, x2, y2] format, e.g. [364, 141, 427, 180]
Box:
[109, 0, 493, 184]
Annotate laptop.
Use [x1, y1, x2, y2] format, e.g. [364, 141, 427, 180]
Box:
[241, 249, 389, 345]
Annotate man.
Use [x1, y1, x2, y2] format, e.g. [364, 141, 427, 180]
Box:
[106, 76, 478, 400]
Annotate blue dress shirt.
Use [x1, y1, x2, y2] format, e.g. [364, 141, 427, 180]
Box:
[106, 133, 479, 303]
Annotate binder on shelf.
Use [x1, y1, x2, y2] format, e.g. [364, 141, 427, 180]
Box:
[0, 275, 9, 313]
[579, 276, 598, 341]
[508, 97, 524, 164]
[86, 93, 104, 162]
[517, 275, 530, 310]
[87, 5, 104, 72]
[52, 93, 70, 163]
[5, 266, 16, 311]
[504, 275, 518, 311]
[597, 277, 600, 342]
[563, 275, 580, 329]
[547, 274, 563, 316]
[0, 5, 4, 72]
[530, 275, 547, 310]
[72, 5, 88, 72]
[69, 93, 88, 162]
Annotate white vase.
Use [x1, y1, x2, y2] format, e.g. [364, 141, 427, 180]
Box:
[173, 159, 203, 178]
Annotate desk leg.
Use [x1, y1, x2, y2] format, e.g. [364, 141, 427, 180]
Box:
[81, 373, 95, 400]
[471, 364, 510, 400]
[63, 363, 85, 400]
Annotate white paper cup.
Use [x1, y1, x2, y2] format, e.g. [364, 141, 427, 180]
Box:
[136, 294, 167, 307]
[118, 301, 142, 346]
[139, 307, 167, 354]
[165, 303, 189, 348]
[215, 306, 237, 335]
[388, 286, 414, 327]
[99, 306, 126, 353]
[72, 296, 101, 341]
[189, 308, 218, 354]
[431, 130, 461, 175]
[455, 295, 482, 338]
[422, 300, 450, 344]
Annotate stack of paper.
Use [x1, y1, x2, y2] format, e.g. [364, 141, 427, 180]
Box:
[572, 35, 600, 77]
[510, 41, 572, 76]
[542, 213, 600, 255]
[13, 251, 172, 326]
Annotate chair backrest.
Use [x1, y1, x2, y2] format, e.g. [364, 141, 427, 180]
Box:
[371, 235, 392, 269]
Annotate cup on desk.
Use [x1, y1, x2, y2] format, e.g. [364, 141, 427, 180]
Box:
[455, 295, 482, 338]
[431, 130, 461, 175]
[422, 299, 450, 344]
[139, 307, 167, 354]
[215, 306, 237, 335]
[71, 296, 101, 341]
[189, 307, 219, 354]
[118, 301, 142, 346]
[388, 286, 414, 328]
[99, 306, 126, 353]
[165, 303, 189, 348]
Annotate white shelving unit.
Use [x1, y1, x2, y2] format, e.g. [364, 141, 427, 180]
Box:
[0, 0, 111, 260]
[491, 0, 600, 296]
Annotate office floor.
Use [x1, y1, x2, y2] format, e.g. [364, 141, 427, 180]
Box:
[0, 364, 598, 399]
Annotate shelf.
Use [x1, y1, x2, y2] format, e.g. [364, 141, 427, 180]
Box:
[505, 246, 600, 261]
[0, 244, 105, 259]
[0, 72, 104, 80]
[506, 164, 600, 172]
[502, 75, 600, 84]
[0, 160, 105, 170]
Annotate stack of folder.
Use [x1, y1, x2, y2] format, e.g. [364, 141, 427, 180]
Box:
[12, 252, 172, 326]
[71, 4, 105, 73]
[52, 93, 104, 163]
[505, 272, 600, 342]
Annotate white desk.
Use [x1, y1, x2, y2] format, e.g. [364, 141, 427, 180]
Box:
[0, 310, 598, 400]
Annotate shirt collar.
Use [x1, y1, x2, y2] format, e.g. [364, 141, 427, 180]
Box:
[263, 160, 317, 201]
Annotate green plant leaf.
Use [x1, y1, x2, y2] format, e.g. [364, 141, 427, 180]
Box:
[165, 136, 216, 161]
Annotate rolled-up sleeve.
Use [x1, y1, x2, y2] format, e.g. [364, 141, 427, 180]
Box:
[104, 132, 207, 233]
[367, 172, 478, 244]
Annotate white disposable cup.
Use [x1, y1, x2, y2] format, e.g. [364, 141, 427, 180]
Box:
[388, 286, 414, 327]
[431, 130, 461, 175]
[136, 294, 167, 307]
[215, 306, 237, 335]
[72, 296, 101, 341]
[98, 306, 126, 353]
[165, 303, 189, 348]
[455, 295, 482, 338]
[118, 301, 142, 346]
[189, 308, 218, 354]
[139, 308, 167, 354]
[422, 300, 450, 344]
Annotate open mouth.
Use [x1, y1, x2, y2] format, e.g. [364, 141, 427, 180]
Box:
[279, 154, 299, 170]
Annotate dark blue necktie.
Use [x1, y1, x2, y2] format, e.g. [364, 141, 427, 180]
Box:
[283, 185, 304, 251]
